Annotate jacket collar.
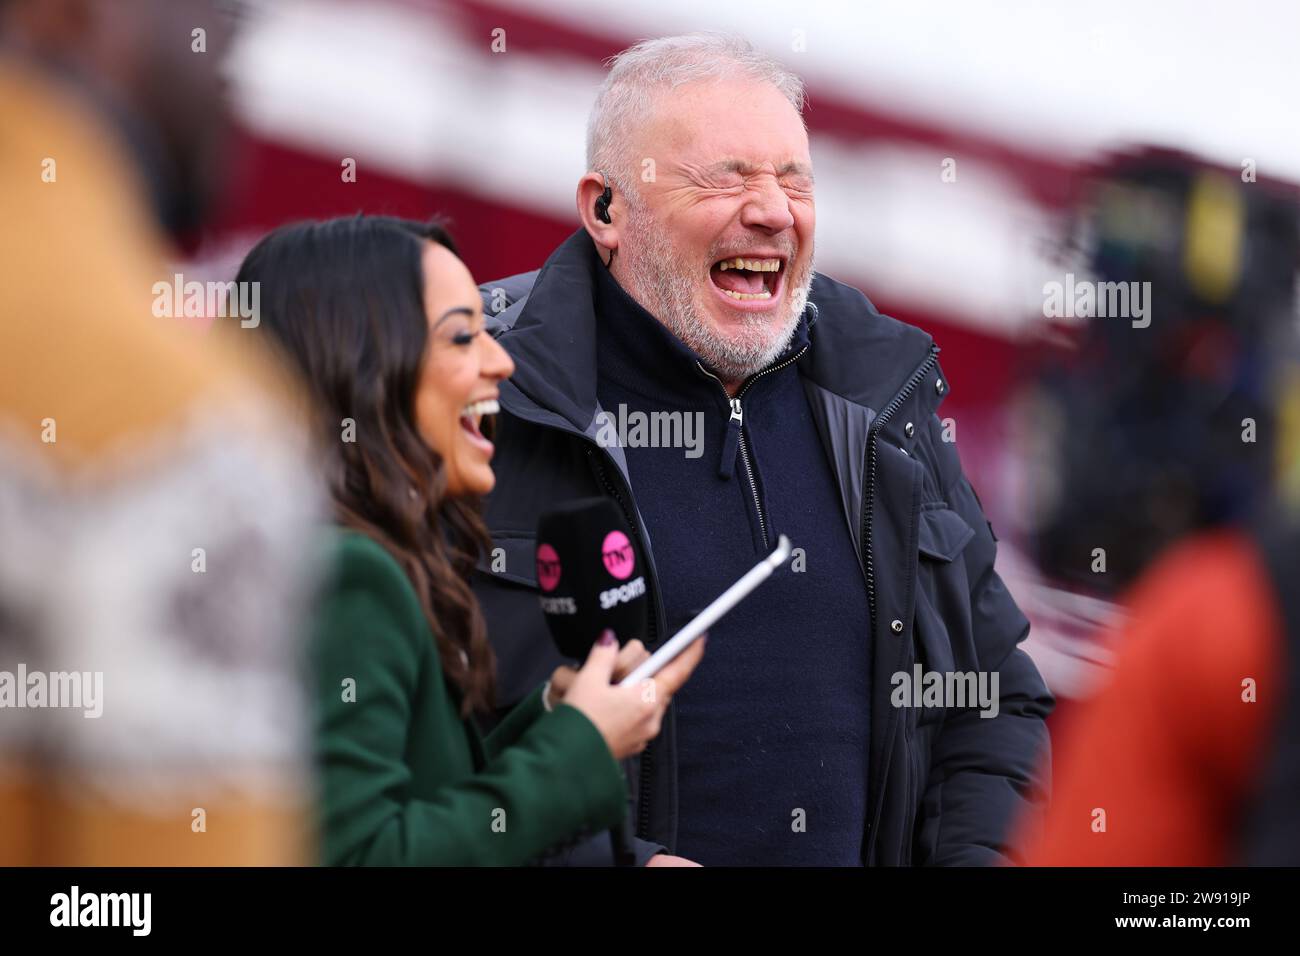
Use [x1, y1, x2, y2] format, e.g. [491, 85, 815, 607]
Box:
[496, 230, 939, 429]
[591, 245, 713, 403]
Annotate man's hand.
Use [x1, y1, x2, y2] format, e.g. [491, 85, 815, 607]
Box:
[646, 854, 701, 867]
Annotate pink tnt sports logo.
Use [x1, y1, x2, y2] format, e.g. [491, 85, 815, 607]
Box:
[602, 531, 635, 580]
[536, 543, 562, 592]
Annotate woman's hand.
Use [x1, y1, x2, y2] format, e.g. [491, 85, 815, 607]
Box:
[546, 636, 651, 708]
[561, 631, 705, 760]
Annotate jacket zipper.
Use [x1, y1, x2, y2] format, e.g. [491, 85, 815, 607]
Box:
[697, 344, 809, 550]
[861, 344, 939, 853]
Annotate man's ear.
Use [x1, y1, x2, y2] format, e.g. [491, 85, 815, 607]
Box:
[576, 172, 620, 257]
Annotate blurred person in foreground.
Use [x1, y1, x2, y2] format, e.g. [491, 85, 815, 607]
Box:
[474, 34, 1053, 866]
[0, 0, 317, 863]
[237, 216, 704, 865]
[1014, 149, 1300, 864]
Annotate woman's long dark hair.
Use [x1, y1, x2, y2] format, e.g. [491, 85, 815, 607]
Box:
[238, 215, 495, 715]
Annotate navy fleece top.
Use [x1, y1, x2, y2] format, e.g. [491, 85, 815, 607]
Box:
[593, 263, 872, 866]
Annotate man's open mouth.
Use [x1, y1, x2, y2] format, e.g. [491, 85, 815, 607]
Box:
[708, 256, 785, 302]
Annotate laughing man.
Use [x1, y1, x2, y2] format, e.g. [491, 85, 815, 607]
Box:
[473, 33, 1053, 866]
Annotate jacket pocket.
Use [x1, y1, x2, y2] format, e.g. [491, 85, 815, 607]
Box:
[917, 504, 975, 562]
[475, 531, 539, 589]
[472, 531, 560, 711]
[911, 506, 975, 722]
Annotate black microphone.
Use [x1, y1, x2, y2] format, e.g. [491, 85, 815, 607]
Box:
[535, 496, 649, 659]
[535, 496, 649, 867]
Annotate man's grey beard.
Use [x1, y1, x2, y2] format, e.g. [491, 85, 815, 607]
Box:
[616, 200, 814, 382]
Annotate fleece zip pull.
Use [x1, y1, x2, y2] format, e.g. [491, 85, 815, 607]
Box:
[719, 400, 742, 480]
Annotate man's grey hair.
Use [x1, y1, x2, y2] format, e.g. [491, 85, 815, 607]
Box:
[586, 33, 805, 197]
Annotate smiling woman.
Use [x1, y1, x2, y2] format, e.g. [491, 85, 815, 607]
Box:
[236, 217, 504, 713]
[412, 240, 513, 500]
[234, 214, 703, 865]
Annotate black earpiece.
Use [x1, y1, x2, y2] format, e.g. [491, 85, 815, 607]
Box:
[594, 175, 613, 224]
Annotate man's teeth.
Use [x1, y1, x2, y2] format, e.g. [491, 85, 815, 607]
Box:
[717, 257, 781, 272]
[462, 399, 499, 418]
[720, 289, 772, 300]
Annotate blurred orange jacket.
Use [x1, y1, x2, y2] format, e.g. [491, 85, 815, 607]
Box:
[1020, 531, 1283, 866]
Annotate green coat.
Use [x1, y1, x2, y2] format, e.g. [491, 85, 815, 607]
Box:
[312, 529, 627, 865]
